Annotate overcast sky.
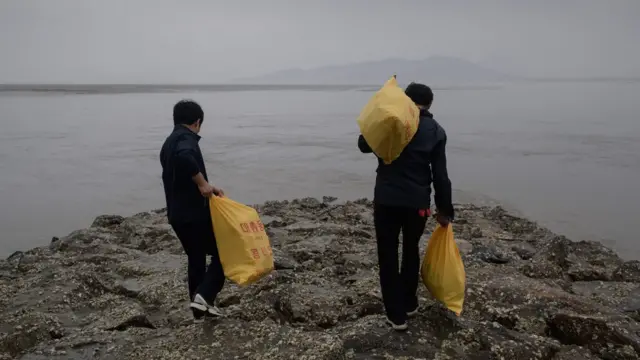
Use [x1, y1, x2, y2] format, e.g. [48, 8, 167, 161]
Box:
[1, 0, 638, 83]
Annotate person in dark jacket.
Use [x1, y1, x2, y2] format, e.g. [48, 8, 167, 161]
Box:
[160, 100, 225, 322]
[358, 82, 454, 331]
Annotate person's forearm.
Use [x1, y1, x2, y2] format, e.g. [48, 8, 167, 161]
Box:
[192, 172, 208, 187]
[434, 181, 454, 219]
[432, 163, 454, 219]
[431, 139, 454, 219]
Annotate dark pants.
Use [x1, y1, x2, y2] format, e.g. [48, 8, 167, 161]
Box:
[171, 220, 225, 305]
[374, 203, 428, 324]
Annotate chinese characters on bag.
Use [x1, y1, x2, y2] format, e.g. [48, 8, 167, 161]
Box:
[239, 219, 271, 260]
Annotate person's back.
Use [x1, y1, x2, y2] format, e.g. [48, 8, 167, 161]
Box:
[358, 82, 454, 331]
[159, 100, 226, 323]
[367, 110, 452, 215]
[160, 124, 209, 225]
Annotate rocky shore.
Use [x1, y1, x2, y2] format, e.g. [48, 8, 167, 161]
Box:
[2, 198, 640, 359]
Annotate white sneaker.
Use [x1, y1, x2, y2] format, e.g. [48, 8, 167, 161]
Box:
[407, 307, 419, 318]
[207, 305, 224, 317]
[190, 294, 224, 317]
[386, 317, 408, 331]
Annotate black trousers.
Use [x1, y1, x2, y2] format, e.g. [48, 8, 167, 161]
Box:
[171, 220, 225, 305]
[374, 203, 428, 323]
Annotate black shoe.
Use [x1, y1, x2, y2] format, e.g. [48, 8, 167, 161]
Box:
[407, 305, 419, 318]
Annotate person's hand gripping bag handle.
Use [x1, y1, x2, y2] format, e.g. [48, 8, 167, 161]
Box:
[209, 196, 274, 286]
[421, 224, 466, 315]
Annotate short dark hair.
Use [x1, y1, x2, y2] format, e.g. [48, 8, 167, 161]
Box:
[173, 100, 204, 125]
[405, 83, 434, 107]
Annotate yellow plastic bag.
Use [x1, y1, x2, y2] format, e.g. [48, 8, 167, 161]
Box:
[357, 76, 420, 164]
[421, 225, 466, 315]
[209, 196, 274, 286]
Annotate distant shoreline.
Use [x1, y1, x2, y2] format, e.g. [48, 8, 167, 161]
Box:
[0, 83, 505, 95]
[1, 78, 638, 93]
[0, 84, 378, 95]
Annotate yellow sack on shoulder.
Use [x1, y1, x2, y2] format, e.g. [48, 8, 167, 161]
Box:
[209, 196, 274, 286]
[357, 76, 420, 164]
[421, 225, 466, 315]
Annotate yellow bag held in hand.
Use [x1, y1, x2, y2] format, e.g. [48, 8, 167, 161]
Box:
[357, 76, 420, 164]
[209, 196, 274, 286]
[421, 224, 466, 315]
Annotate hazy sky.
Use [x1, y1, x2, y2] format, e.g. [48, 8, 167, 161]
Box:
[1, 0, 638, 83]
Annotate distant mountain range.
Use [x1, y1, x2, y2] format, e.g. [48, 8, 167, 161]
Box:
[234, 56, 513, 85]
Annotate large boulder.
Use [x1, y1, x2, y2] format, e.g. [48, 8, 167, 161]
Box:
[613, 261, 640, 283]
[521, 236, 623, 281]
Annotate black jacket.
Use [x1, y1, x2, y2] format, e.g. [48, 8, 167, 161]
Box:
[160, 125, 210, 224]
[358, 110, 454, 218]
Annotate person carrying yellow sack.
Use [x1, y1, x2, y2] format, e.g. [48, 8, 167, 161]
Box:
[160, 100, 226, 323]
[358, 82, 454, 331]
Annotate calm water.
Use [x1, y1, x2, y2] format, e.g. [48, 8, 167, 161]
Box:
[1, 82, 639, 258]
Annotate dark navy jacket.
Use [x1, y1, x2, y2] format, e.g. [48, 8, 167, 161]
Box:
[160, 125, 210, 225]
[358, 110, 454, 218]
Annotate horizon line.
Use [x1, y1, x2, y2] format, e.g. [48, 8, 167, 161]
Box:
[1, 77, 639, 88]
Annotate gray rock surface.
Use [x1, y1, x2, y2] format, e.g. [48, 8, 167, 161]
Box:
[1, 198, 638, 359]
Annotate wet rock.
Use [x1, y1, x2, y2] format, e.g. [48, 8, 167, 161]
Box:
[49, 229, 116, 252]
[552, 346, 598, 360]
[357, 211, 374, 226]
[123, 320, 345, 360]
[0, 313, 64, 358]
[470, 226, 483, 239]
[341, 253, 375, 268]
[285, 234, 334, 263]
[115, 279, 144, 298]
[292, 197, 323, 209]
[456, 238, 474, 255]
[217, 292, 242, 308]
[285, 221, 331, 234]
[0, 327, 51, 358]
[520, 259, 565, 279]
[613, 261, 640, 283]
[511, 242, 537, 260]
[2, 198, 640, 359]
[106, 314, 155, 331]
[486, 206, 540, 235]
[522, 236, 623, 281]
[437, 321, 560, 360]
[547, 312, 640, 353]
[91, 215, 125, 229]
[322, 196, 338, 203]
[340, 316, 439, 358]
[99, 303, 154, 331]
[272, 248, 299, 270]
[6, 251, 24, 264]
[352, 198, 371, 206]
[599, 345, 640, 360]
[261, 215, 283, 227]
[472, 244, 518, 264]
[273, 282, 357, 328]
[570, 281, 640, 318]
